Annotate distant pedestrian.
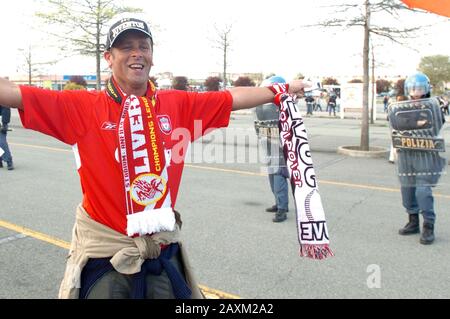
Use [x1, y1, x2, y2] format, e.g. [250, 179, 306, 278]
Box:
[438, 96, 449, 115]
[383, 95, 389, 113]
[314, 96, 323, 112]
[328, 94, 337, 116]
[305, 93, 314, 115]
[0, 105, 14, 170]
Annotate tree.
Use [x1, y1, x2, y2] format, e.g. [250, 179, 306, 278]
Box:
[69, 76, 88, 88]
[37, 0, 142, 90]
[295, 73, 305, 80]
[233, 76, 255, 87]
[418, 55, 450, 95]
[308, 0, 425, 151]
[394, 78, 406, 97]
[349, 79, 363, 83]
[376, 79, 391, 93]
[64, 82, 87, 90]
[204, 76, 222, 91]
[172, 76, 189, 91]
[212, 24, 233, 88]
[18, 45, 56, 86]
[322, 77, 340, 85]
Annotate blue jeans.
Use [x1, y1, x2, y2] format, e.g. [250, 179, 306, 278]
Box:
[0, 132, 12, 163]
[268, 168, 289, 212]
[401, 185, 435, 224]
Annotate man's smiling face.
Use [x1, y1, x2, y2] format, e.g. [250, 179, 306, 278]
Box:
[104, 30, 153, 96]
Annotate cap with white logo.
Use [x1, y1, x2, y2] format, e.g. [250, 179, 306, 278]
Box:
[105, 17, 152, 50]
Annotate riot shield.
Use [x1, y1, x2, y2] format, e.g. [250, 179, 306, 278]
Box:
[388, 97, 447, 186]
[254, 103, 286, 174]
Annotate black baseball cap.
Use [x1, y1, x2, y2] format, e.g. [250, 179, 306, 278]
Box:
[105, 18, 153, 50]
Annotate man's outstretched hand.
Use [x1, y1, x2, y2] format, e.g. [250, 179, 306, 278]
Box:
[288, 80, 312, 97]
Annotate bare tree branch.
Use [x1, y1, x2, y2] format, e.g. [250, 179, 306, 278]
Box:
[36, 0, 143, 89]
[289, 0, 437, 151]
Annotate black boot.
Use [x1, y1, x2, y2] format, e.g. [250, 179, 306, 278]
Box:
[420, 222, 435, 245]
[272, 210, 287, 223]
[398, 214, 419, 235]
[265, 205, 277, 213]
[6, 160, 14, 170]
[0, 160, 3, 168]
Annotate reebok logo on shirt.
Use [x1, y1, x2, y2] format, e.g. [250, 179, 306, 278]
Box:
[101, 122, 117, 130]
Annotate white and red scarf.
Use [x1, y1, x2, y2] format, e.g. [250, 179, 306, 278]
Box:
[107, 78, 175, 236]
[275, 93, 334, 259]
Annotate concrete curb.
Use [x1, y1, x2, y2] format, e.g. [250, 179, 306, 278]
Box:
[337, 145, 389, 158]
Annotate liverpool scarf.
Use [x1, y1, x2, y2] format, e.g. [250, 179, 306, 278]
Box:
[107, 78, 175, 236]
[276, 93, 334, 259]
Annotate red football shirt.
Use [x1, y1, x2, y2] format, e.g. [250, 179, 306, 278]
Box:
[19, 86, 232, 234]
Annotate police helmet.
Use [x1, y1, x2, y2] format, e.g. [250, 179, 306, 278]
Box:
[404, 72, 431, 99]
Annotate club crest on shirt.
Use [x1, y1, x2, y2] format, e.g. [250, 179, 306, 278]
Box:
[157, 115, 172, 135]
[130, 174, 167, 206]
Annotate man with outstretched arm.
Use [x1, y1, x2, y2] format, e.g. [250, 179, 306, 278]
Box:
[0, 17, 308, 299]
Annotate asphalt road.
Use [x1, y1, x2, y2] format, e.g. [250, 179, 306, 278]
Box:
[1, 107, 449, 299]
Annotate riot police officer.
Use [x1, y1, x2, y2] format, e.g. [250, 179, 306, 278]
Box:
[390, 72, 446, 245]
[255, 76, 290, 222]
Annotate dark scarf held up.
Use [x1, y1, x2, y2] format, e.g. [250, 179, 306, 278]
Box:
[276, 93, 334, 259]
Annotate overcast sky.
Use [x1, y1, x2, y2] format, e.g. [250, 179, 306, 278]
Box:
[1, 0, 449, 81]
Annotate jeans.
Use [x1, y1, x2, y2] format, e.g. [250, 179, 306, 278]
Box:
[83, 245, 188, 299]
[0, 132, 12, 164]
[401, 185, 435, 224]
[328, 104, 336, 116]
[268, 168, 289, 212]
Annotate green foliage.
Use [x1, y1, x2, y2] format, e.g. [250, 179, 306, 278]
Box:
[64, 82, 86, 90]
[69, 75, 87, 87]
[37, 0, 143, 89]
[418, 55, 450, 94]
[37, 0, 142, 55]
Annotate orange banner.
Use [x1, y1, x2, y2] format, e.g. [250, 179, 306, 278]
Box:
[401, 0, 450, 17]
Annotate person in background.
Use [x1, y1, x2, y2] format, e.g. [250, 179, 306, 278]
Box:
[0, 105, 14, 170]
[305, 92, 315, 116]
[383, 95, 390, 113]
[438, 95, 449, 116]
[328, 93, 337, 116]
